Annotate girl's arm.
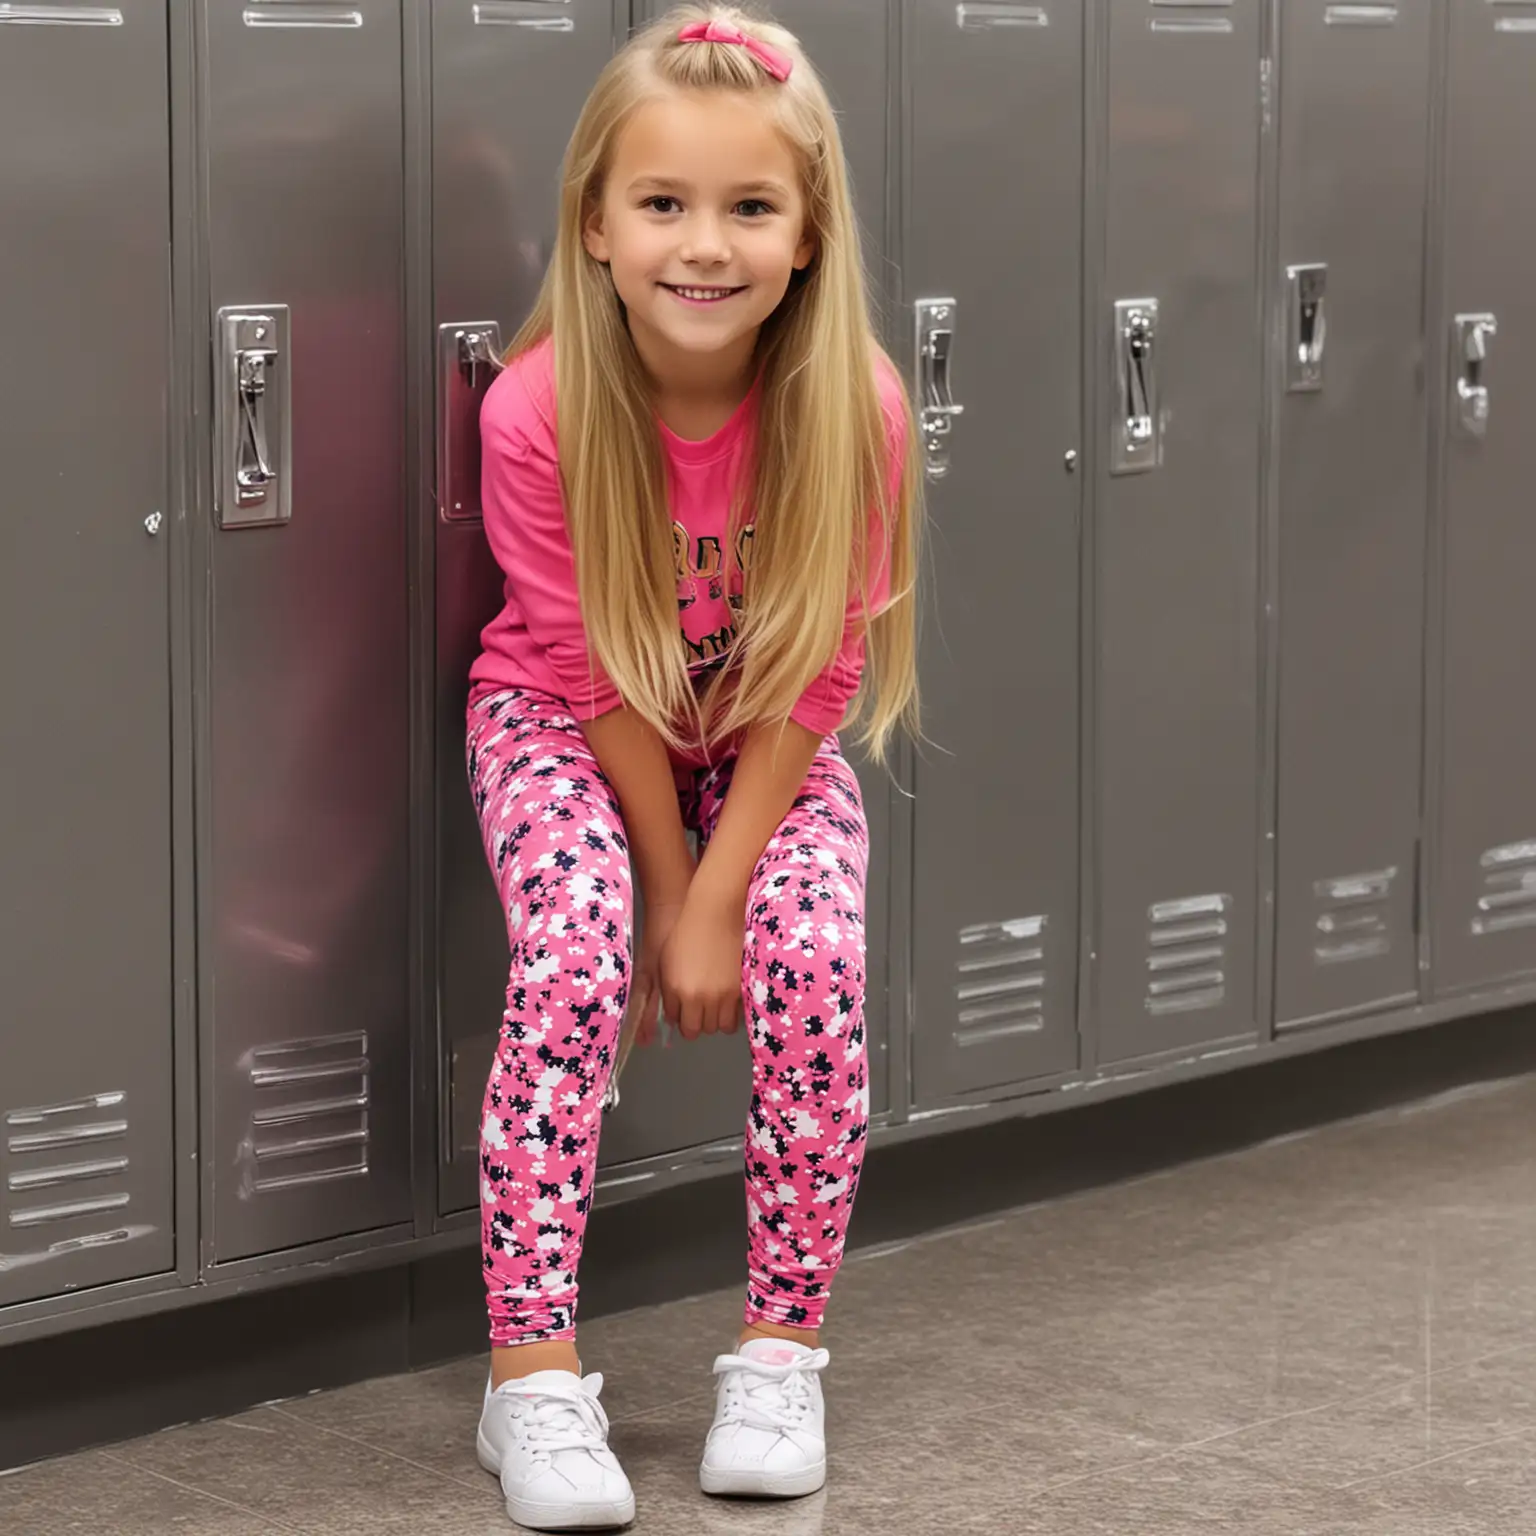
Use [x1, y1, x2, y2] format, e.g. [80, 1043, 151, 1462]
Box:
[662, 719, 823, 1039]
[580, 706, 696, 906]
[692, 719, 823, 911]
[581, 706, 697, 1050]
[480, 357, 624, 719]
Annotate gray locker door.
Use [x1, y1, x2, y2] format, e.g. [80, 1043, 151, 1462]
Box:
[0, 0, 177, 1307]
[203, 0, 412, 1260]
[1433, 4, 1536, 994]
[1096, 0, 1263, 1065]
[437, 1, 898, 1214]
[909, 1, 1083, 1103]
[1273, 1, 1432, 1028]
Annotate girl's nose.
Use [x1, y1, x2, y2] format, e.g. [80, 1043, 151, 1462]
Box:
[680, 213, 731, 266]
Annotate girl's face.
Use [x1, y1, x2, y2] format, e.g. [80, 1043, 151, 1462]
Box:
[584, 88, 816, 389]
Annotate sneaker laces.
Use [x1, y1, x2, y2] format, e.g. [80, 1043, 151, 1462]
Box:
[494, 1375, 613, 1461]
[712, 1348, 830, 1436]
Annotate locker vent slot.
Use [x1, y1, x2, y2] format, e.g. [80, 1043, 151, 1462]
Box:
[1312, 868, 1396, 965]
[1149, 0, 1234, 34]
[1491, 0, 1536, 34]
[242, 1, 363, 28]
[9, 1193, 131, 1230]
[1146, 894, 1230, 1015]
[953, 916, 1047, 1048]
[0, 4, 124, 24]
[1325, 3, 1398, 24]
[0, 1227, 149, 1273]
[4, 1091, 134, 1238]
[474, 0, 574, 29]
[245, 1032, 370, 1193]
[7, 1156, 129, 1192]
[1472, 841, 1536, 936]
[956, 3, 1049, 27]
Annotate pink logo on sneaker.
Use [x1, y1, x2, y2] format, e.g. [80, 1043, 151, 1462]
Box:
[756, 1348, 799, 1366]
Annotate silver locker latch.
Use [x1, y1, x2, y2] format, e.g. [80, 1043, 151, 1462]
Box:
[915, 298, 964, 482]
[438, 322, 505, 523]
[1286, 264, 1327, 393]
[1111, 298, 1160, 476]
[215, 306, 292, 529]
[1453, 313, 1497, 439]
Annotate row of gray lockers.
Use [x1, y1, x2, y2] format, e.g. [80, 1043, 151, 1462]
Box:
[3, 0, 1535, 1334]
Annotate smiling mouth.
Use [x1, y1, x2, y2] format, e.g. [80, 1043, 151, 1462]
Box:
[662, 283, 747, 304]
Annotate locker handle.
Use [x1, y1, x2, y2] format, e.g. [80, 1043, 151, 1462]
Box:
[1125, 314, 1153, 442]
[1111, 298, 1160, 475]
[236, 349, 278, 495]
[915, 298, 964, 482]
[215, 305, 292, 529]
[1454, 313, 1497, 439]
[438, 320, 505, 523]
[1286, 264, 1327, 393]
[457, 327, 503, 391]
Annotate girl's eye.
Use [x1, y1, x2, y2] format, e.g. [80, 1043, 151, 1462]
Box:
[735, 199, 773, 219]
[644, 195, 680, 214]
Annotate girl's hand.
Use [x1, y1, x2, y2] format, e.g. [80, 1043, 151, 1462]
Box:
[629, 899, 686, 1050]
[659, 888, 746, 1040]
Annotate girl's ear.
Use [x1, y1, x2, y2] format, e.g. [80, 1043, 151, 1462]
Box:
[584, 204, 611, 265]
[793, 226, 817, 272]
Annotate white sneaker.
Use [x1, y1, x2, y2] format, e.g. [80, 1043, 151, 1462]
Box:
[477, 1370, 636, 1531]
[699, 1338, 830, 1499]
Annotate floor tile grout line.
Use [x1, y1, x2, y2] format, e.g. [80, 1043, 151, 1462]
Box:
[97, 1449, 303, 1534]
[966, 1340, 1536, 1503]
[1024, 1337, 1536, 1499]
[609, 1335, 1536, 1469]
[608, 1390, 717, 1426]
[1330, 1425, 1536, 1493]
[266, 1384, 717, 1439]
[261, 1403, 494, 1494]
[1441, 1338, 1536, 1376]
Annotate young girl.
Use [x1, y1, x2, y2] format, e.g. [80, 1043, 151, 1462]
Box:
[466, 6, 918, 1529]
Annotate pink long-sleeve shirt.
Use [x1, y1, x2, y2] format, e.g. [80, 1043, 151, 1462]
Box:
[468, 337, 907, 767]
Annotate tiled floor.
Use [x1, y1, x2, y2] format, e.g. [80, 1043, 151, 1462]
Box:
[6, 1071, 1536, 1534]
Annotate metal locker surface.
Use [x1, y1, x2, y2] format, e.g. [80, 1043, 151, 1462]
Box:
[202, 0, 412, 1261]
[1273, 0, 1432, 1029]
[1433, 2, 1536, 994]
[1096, 0, 1264, 1065]
[908, 0, 1084, 1102]
[0, 0, 177, 1307]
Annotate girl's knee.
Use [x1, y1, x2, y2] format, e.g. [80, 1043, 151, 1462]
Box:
[747, 860, 867, 961]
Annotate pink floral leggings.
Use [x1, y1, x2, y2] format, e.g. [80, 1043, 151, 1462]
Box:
[467, 688, 872, 1346]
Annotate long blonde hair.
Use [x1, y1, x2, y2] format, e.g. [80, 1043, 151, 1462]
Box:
[507, 2, 920, 762]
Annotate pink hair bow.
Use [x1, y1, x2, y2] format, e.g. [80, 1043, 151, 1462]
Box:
[677, 19, 794, 83]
